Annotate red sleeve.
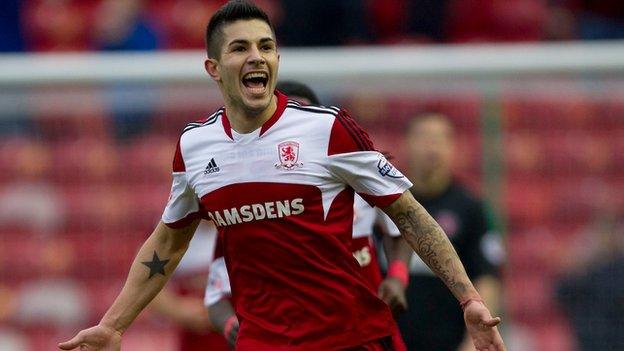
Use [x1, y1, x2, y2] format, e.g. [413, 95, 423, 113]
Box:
[358, 193, 403, 208]
[163, 213, 200, 229]
[327, 109, 376, 156]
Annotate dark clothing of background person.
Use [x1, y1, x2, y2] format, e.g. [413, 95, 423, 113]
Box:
[397, 182, 499, 351]
[557, 256, 624, 351]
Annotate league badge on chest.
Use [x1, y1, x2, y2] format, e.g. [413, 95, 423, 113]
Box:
[275, 141, 303, 170]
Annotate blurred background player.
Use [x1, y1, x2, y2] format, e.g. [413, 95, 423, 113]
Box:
[148, 220, 229, 351]
[397, 113, 503, 351]
[205, 80, 412, 351]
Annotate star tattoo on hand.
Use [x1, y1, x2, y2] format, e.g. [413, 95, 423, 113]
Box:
[141, 251, 170, 279]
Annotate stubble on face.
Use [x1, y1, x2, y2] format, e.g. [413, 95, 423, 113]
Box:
[217, 19, 279, 119]
[407, 117, 454, 178]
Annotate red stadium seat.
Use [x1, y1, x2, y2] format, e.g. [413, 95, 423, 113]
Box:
[447, 0, 548, 43]
[120, 135, 175, 185]
[502, 89, 594, 133]
[506, 180, 555, 229]
[505, 272, 553, 323]
[504, 131, 545, 176]
[506, 227, 560, 274]
[532, 321, 577, 351]
[21, 0, 97, 52]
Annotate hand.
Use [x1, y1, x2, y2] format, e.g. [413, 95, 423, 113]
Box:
[58, 325, 122, 350]
[463, 301, 506, 351]
[377, 277, 408, 315]
[224, 317, 239, 349]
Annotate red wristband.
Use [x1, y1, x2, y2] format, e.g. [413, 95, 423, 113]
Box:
[460, 298, 484, 311]
[223, 315, 238, 338]
[387, 260, 409, 287]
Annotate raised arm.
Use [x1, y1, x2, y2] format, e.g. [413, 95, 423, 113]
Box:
[382, 190, 506, 351]
[58, 220, 200, 351]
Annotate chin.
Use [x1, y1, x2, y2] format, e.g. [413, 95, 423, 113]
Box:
[247, 91, 273, 106]
[243, 98, 271, 115]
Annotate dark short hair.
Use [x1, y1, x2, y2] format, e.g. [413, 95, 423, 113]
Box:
[205, 0, 274, 59]
[277, 81, 320, 105]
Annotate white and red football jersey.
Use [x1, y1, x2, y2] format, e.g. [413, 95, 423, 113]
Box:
[162, 92, 412, 351]
[204, 195, 401, 305]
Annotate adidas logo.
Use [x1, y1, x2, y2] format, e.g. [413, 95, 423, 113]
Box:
[204, 158, 220, 174]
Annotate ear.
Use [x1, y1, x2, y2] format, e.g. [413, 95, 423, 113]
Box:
[205, 58, 220, 82]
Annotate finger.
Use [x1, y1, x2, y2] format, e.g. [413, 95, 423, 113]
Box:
[58, 335, 83, 350]
[380, 293, 393, 306]
[228, 324, 239, 349]
[380, 294, 391, 304]
[482, 317, 501, 328]
[387, 295, 400, 309]
[232, 323, 239, 338]
[377, 286, 388, 301]
[398, 295, 408, 309]
[389, 297, 405, 311]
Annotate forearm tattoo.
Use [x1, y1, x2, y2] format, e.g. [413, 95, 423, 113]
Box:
[141, 251, 170, 279]
[392, 203, 468, 296]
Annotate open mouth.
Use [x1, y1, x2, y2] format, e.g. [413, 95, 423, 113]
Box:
[242, 72, 269, 95]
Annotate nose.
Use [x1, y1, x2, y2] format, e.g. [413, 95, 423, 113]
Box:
[247, 45, 265, 65]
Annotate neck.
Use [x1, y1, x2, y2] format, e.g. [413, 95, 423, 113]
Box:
[409, 167, 452, 198]
[225, 94, 277, 134]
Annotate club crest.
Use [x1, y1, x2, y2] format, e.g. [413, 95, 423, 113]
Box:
[275, 141, 303, 170]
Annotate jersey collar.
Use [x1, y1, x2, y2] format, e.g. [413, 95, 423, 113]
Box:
[221, 91, 288, 140]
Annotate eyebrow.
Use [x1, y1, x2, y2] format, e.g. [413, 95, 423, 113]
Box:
[227, 37, 275, 47]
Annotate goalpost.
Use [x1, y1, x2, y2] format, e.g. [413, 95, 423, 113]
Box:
[0, 41, 623, 86]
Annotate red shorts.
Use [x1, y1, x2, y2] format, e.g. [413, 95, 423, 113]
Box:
[179, 329, 229, 351]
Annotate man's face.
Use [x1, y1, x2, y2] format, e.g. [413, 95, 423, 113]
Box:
[406, 117, 454, 175]
[207, 19, 279, 115]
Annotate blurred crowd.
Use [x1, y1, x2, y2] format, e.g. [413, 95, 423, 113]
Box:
[1, 0, 624, 53]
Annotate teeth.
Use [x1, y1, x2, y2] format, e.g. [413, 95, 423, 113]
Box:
[244, 72, 268, 80]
